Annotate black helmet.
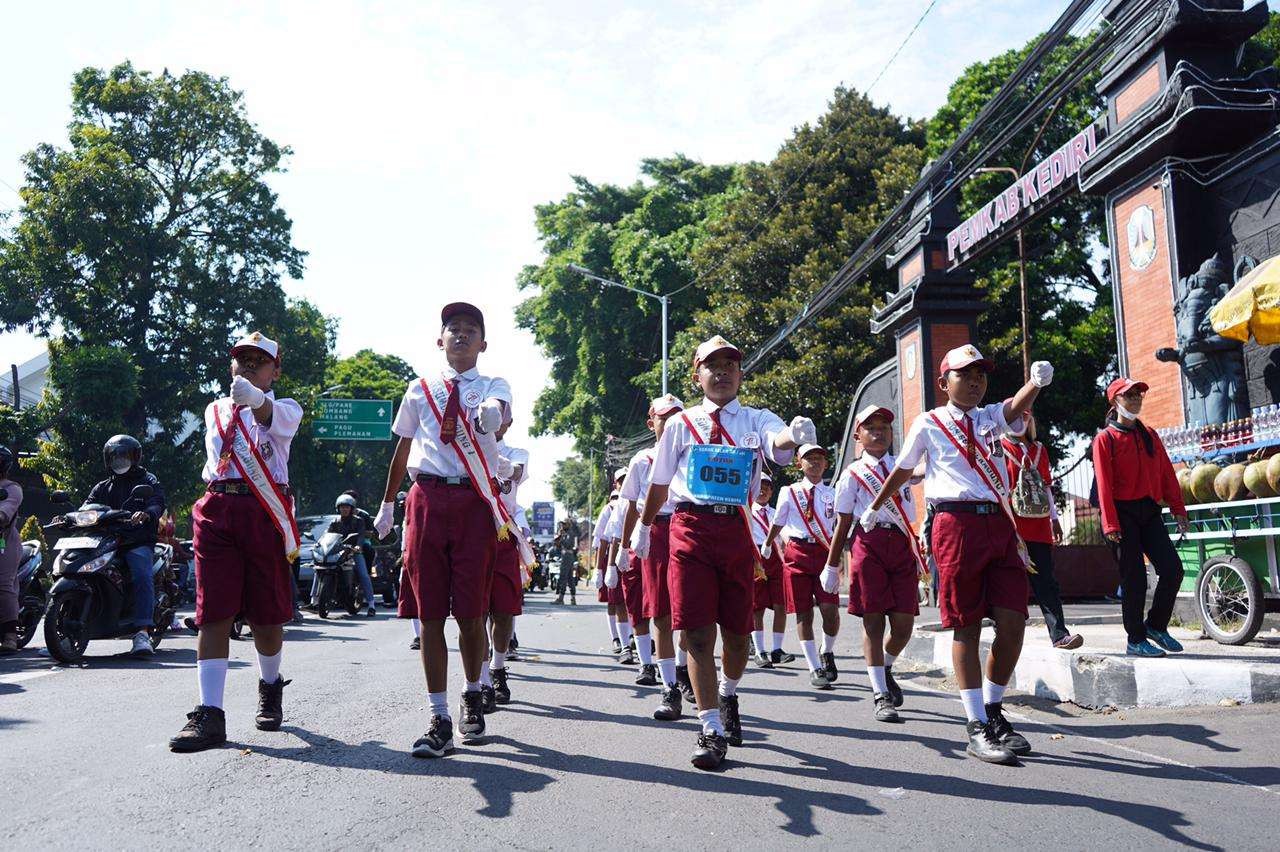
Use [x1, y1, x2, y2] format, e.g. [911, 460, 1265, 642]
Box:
[104, 435, 142, 476]
[0, 445, 14, 478]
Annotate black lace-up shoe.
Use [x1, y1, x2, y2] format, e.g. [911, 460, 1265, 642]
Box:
[965, 719, 1017, 764]
[492, 667, 511, 704]
[256, 677, 291, 731]
[771, 648, 796, 665]
[720, 695, 743, 747]
[873, 692, 900, 723]
[821, 651, 838, 682]
[412, 715, 454, 758]
[481, 684, 497, 714]
[885, 666, 904, 707]
[809, 670, 832, 690]
[985, 702, 1031, 755]
[459, 691, 486, 742]
[676, 665, 696, 704]
[169, 705, 227, 752]
[653, 687, 682, 721]
[636, 663, 659, 686]
[691, 732, 728, 770]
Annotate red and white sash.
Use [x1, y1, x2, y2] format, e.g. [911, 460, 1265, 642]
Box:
[680, 409, 758, 549]
[751, 505, 771, 537]
[928, 410, 1034, 572]
[421, 377, 535, 568]
[850, 459, 927, 578]
[212, 402, 300, 560]
[788, 484, 832, 548]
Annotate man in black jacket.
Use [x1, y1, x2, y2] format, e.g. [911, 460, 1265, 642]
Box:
[85, 435, 167, 655]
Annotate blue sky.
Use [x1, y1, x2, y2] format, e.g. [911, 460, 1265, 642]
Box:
[0, 0, 1148, 505]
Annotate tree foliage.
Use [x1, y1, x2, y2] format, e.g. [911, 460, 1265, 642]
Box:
[550, 454, 594, 520]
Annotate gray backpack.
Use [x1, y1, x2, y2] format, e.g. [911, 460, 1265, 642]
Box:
[1010, 444, 1051, 519]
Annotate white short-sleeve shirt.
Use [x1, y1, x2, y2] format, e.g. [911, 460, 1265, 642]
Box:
[391, 366, 512, 479]
[895, 401, 1023, 503]
[833, 452, 917, 523]
[620, 446, 679, 518]
[201, 392, 303, 484]
[772, 480, 837, 541]
[748, 501, 775, 546]
[592, 498, 618, 548]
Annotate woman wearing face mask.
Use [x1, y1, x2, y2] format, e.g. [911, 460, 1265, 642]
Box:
[1092, 379, 1189, 658]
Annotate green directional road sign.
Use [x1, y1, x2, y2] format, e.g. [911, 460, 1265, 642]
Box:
[314, 398, 394, 441]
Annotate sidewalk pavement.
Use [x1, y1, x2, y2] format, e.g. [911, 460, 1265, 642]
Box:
[896, 604, 1280, 709]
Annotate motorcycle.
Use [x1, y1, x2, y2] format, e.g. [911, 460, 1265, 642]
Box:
[15, 540, 49, 649]
[41, 485, 179, 664]
[368, 490, 407, 606]
[311, 531, 363, 618]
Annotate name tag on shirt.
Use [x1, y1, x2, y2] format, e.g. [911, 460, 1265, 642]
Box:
[687, 444, 753, 506]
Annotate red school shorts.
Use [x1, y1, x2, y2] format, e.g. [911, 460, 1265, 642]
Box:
[668, 508, 756, 636]
[193, 490, 295, 627]
[641, 514, 672, 620]
[848, 526, 920, 617]
[753, 549, 785, 612]
[932, 509, 1029, 628]
[398, 479, 496, 622]
[783, 539, 839, 613]
[489, 537, 523, 617]
[621, 553, 646, 623]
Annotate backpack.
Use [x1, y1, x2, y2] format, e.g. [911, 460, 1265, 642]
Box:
[1009, 442, 1052, 518]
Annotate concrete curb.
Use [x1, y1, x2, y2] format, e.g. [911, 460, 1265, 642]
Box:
[896, 630, 1280, 709]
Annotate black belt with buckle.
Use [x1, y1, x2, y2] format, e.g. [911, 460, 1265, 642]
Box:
[790, 535, 818, 545]
[417, 473, 473, 488]
[675, 502, 740, 516]
[935, 500, 1000, 515]
[209, 480, 292, 497]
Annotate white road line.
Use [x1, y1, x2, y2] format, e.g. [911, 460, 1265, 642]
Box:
[0, 669, 58, 685]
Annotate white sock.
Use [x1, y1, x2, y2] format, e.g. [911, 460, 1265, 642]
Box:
[492, 649, 506, 670]
[698, 708, 725, 737]
[719, 675, 740, 697]
[465, 680, 481, 693]
[676, 648, 688, 667]
[983, 679, 1007, 706]
[772, 632, 785, 652]
[658, 658, 677, 687]
[961, 688, 987, 723]
[868, 665, 888, 694]
[411, 618, 421, 638]
[618, 620, 633, 648]
[197, 658, 229, 709]
[608, 615, 619, 640]
[480, 660, 492, 687]
[800, 639, 820, 672]
[636, 634, 654, 666]
[822, 632, 837, 654]
[884, 650, 897, 668]
[752, 630, 765, 653]
[429, 691, 449, 719]
[256, 650, 282, 684]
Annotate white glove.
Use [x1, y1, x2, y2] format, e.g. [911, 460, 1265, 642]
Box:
[631, 523, 652, 559]
[495, 455, 515, 480]
[230, 375, 265, 409]
[820, 564, 841, 595]
[759, 542, 772, 560]
[1029, 360, 1054, 388]
[593, 568, 604, 589]
[788, 416, 817, 446]
[374, 501, 395, 539]
[477, 398, 504, 433]
[614, 542, 630, 570]
[605, 561, 619, 588]
[859, 506, 877, 533]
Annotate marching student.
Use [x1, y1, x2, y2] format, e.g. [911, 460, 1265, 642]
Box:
[1002, 412, 1083, 650]
[481, 415, 530, 710]
[825, 405, 924, 723]
[170, 332, 304, 752]
[603, 468, 637, 665]
[765, 445, 840, 689]
[617, 394, 692, 717]
[749, 474, 792, 668]
[635, 335, 814, 770]
[861, 345, 1052, 764]
[592, 489, 622, 652]
[372, 303, 522, 759]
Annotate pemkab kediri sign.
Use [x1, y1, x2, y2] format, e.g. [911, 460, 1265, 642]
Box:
[946, 124, 1099, 263]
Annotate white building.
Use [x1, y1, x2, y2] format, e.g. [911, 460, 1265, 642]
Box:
[0, 350, 49, 409]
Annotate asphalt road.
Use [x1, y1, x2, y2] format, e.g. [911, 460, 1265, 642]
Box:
[3, 593, 1279, 850]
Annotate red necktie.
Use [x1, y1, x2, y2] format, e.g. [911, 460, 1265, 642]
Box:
[709, 409, 724, 444]
[440, 379, 461, 445]
[806, 486, 816, 520]
[878, 459, 888, 478]
[962, 413, 975, 464]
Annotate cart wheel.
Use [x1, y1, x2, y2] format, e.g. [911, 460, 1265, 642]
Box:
[1196, 556, 1264, 645]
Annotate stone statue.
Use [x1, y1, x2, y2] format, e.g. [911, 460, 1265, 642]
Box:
[1155, 254, 1248, 424]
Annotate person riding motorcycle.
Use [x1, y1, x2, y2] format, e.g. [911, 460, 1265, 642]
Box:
[311, 494, 376, 617]
[0, 445, 23, 653]
[84, 435, 167, 656]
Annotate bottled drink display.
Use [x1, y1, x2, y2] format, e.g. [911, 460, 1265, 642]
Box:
[1158, 407, 1280, 459]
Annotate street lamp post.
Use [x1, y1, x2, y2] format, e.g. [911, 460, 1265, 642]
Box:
[974, 166, 1030, 382]
[568, 264, 671, 396]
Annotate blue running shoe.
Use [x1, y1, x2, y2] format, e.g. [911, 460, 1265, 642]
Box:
[1127, 640, 1166, 658]
[1146, 628, 1184, 653]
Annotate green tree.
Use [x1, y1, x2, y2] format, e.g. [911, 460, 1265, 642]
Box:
[1241, 11, 1280, 73]
[0, 62, 305, 503]
[550, 454, 594, 519]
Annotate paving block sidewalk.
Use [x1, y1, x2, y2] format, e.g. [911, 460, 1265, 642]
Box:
[896, 616, 1280, 709]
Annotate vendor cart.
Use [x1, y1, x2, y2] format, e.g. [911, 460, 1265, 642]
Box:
[1164, 496, 1280, 644]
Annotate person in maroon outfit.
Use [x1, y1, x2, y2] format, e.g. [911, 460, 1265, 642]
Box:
[1091, 378, 1189, 657]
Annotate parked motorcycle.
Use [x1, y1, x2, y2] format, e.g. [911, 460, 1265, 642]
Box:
[15, 540, 49, 649]
[41, 486, 178, 663]
[311, 531, 363, 618]
[368, 490, 407, 606]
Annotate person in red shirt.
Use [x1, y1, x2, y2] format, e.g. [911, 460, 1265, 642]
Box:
[1091, 378, 1189, 657]
[1001, 413, 1082, 650]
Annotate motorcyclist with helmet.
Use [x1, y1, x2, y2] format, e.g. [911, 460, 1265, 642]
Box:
[85, 435, 167, 656]
[0, 445, 23, 653]
[311, 493, 377, 617]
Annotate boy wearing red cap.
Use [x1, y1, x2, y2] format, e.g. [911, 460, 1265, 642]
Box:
[826, 405, 924, 722]
[764, 445, 841, 690]
[862, 345, 1052, 764]
[637, 335, 814, 770]
[748, 474, 793, 669]
[374, 303, 518, 758]
[170, 332, 304, 752]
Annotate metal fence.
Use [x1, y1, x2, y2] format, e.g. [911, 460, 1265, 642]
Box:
[1053, 446, 1105, 545]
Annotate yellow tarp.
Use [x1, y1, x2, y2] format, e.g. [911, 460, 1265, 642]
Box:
[1210, 255, 1280, 344]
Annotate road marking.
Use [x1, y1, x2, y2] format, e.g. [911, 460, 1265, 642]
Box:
[914, 681, 1280, 798]
[0, 669, 58, 685]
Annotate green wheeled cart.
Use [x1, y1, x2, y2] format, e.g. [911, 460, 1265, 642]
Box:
[1164, 496, 1280, 645]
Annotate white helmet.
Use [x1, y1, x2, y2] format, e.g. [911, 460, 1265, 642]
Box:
[335, 494, 357, 510]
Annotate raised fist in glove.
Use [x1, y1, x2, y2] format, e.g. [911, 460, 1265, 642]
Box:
[477, 398, 504, 434]
[495, 454, 515, 480]
[859, 506, 877, 533]
[787, 415, 817, 446]
[605, 561, 619, 589]
[1029, 361, 1054, 388]
[231, 375, 265, 409]
[374, 501, 396, 539]
[820, 564, 840, 595]
[630, 523, 652, 559]
[759, 542, 772, 560]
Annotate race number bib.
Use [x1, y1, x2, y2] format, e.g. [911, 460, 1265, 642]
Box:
[687, 444, 753, 506]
